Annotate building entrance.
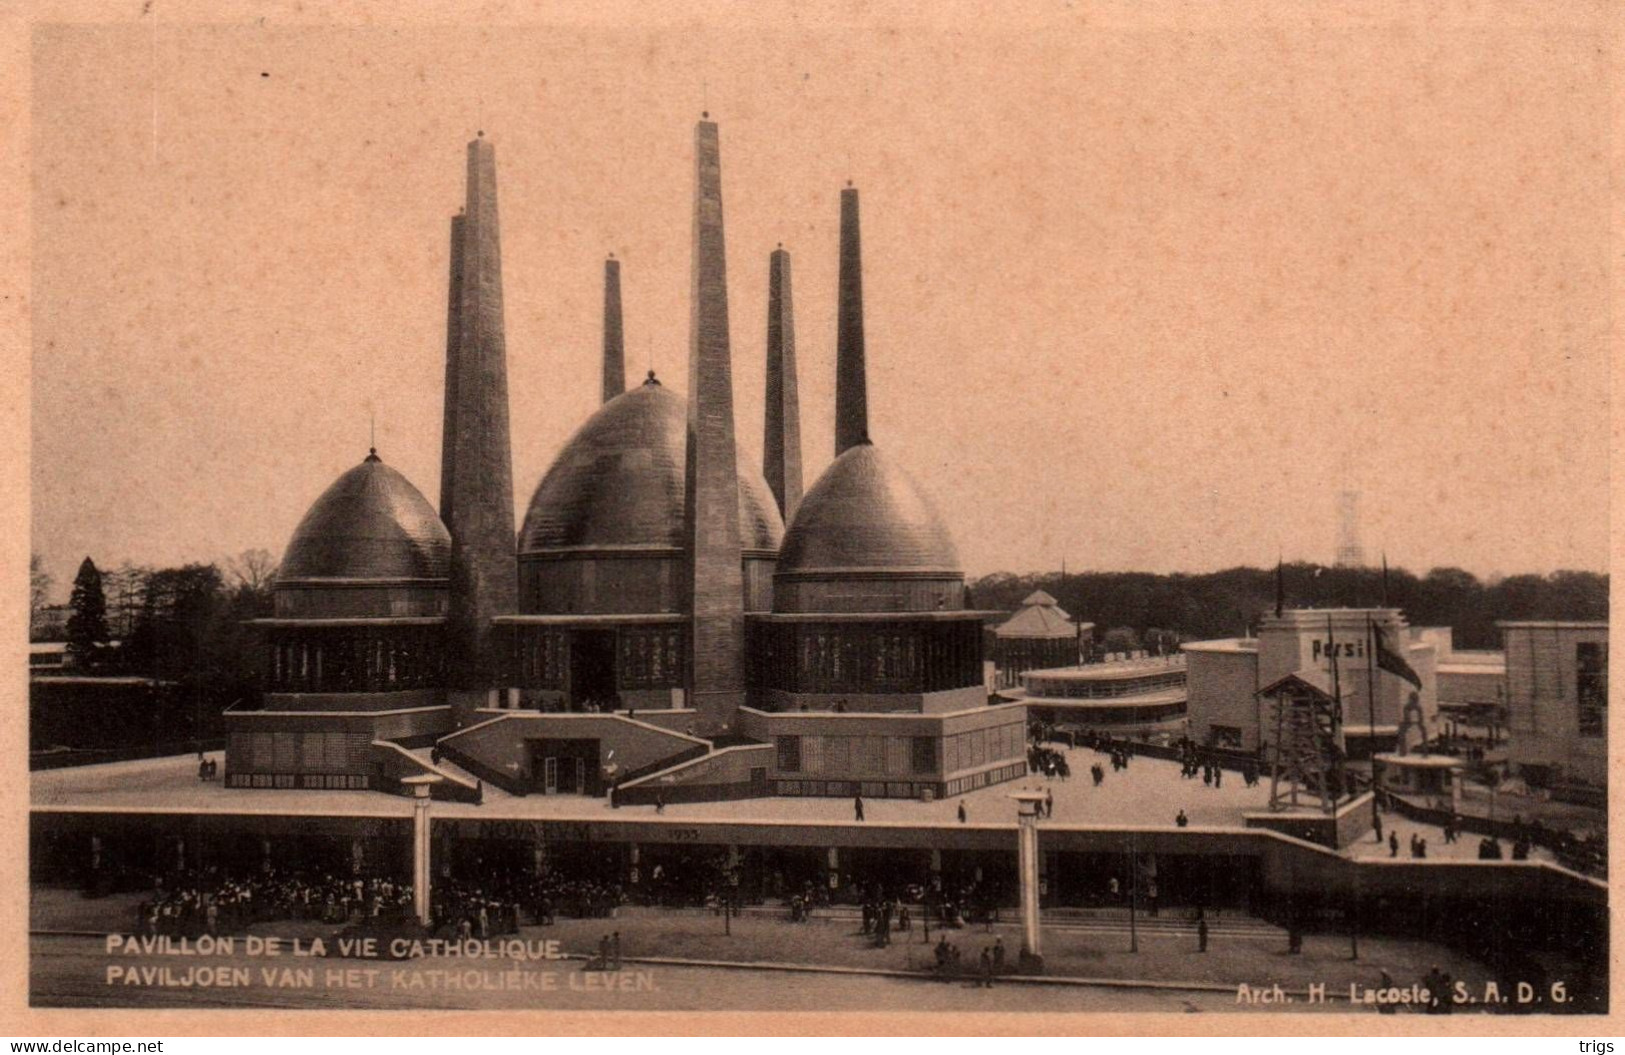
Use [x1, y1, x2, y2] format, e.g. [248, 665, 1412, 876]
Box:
[531, 739, 602, 796]
[570, 630, 618, 709]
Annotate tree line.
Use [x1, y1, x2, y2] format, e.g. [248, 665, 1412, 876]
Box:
[33, 550, 278, 705]
[970, 563, 1608, 651]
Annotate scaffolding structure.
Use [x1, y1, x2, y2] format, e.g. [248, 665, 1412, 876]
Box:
[1263, 672, 1346, 815]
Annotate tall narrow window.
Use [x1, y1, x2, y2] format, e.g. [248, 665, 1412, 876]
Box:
[777, 735, 801, 772]
[1577, 641, 1607, 738]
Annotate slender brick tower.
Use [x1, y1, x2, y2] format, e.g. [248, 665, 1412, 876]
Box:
[602, 255, 625, 402]
[438, 212, 465, 525]
[443, 134, 517, 714]
[763, 245, 803, 521]
[835, 184, 870, 454]
[683, 116, 747, 734]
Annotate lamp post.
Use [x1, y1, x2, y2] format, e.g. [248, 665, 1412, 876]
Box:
[1010, 789, 1045, 971]
[402, 774, 443, 928]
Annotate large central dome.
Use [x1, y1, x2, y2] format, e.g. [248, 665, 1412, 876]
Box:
[520, 378, 783, 554]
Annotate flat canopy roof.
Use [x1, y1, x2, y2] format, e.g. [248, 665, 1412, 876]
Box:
[1375, 753, 1465, 768]
[1026, 657, 1185, 679]
[1003, 686, 1187, 709]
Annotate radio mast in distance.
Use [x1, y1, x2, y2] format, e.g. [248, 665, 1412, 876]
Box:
[1335, 490, 1365, 568]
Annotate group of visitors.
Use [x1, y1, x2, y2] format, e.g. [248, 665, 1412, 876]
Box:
[1025, 744, 1070, 781]
[931, 935, 1006, 986]
[194, 755, 219, 782]
[135, 869, 416, 938]
[859, 898, 911, 946]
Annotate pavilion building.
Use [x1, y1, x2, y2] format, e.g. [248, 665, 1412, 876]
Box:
[230, 118, 1024, 803]
[990, 590, 1089, 689]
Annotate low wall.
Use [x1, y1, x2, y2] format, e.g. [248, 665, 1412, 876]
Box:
[437, 713, 709, 797]
[617, 744, 776, 805]
[369, 741, 481, 803]
[1244, 793, 1375, 849]
[258, 689, 440, 713]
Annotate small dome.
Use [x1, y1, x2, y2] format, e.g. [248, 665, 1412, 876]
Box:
[280, 453, 451, 580]
[520, 380, 783, 553]
[777, 443, 960, 574]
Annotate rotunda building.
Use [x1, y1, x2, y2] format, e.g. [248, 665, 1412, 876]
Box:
[495, 374, 784, 712]
[226, 450, 460, 791]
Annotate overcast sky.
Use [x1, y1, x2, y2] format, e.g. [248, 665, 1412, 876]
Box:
[30, 9, 1610, 599]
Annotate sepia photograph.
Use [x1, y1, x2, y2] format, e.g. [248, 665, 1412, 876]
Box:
[13, 0, 1615, 1033]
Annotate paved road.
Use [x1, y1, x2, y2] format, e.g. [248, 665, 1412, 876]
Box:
[31, 934, 1320, 1013]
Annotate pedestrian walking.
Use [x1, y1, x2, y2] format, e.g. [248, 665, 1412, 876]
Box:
[611, 931, 621, 969]
[979, 947, 995, 988]
[1389, 831, 1399, 858]
[957, 800, 968, 823]
[1175, 809, 1188, 828]
[1044, 788, 1054, 818]
[854, 794, 865, 822]
[1197, 918, 1209, 953]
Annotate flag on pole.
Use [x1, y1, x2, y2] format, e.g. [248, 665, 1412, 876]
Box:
[1371, 619, 1422, 689]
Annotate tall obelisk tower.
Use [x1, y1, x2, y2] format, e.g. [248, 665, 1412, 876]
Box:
[439, 211, 465, 525]
[835, 184, 870, 455]
[442, 134, 517, 718]
[683, 116, 747, 734]
[763, 245, 803, 521]
[602, 255, 625, 402]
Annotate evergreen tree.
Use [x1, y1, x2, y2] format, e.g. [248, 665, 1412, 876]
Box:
[65, 556, 110, 666]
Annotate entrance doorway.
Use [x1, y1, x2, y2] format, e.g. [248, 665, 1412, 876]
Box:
[570, 630, 618, 710]
[531, 739, 602, 796]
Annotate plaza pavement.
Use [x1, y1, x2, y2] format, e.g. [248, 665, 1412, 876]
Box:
[29, 746, 1557, 870]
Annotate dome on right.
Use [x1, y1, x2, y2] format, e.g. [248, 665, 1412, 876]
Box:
[774, 443, 964, 613]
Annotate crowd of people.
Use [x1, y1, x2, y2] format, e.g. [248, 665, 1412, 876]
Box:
[432, 870, 627, 937]
[134, 869, 416, 938]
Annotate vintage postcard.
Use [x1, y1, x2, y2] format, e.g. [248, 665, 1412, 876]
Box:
[5, 0, 1617, 1036]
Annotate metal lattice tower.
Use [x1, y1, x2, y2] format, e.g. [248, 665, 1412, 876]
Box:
[1335, 490, 1365, 568]
[1266, 682, 1343, 814]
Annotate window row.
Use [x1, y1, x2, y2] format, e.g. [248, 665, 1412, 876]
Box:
[619, 630, 684, 688]
[942, 723, 1025, 775]
[232, 731, 361, 772]
[506, 628, 686, 690]
[751, 621, 984, 695]
[776, 734, 939, 777]
[776, 780, 932, 799]
[1026, 671, 1186, 699]
[226, 772, 370, 790]
[267, 631, 444, 693]
[943, 761, 1026, 798]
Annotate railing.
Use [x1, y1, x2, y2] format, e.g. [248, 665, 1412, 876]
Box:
[30, 739, 227, 771]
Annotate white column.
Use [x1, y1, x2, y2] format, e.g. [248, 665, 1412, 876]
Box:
[413, 799, 431, 925]
[1011, 790, 1045, 970]
[403, 775, 442, 927]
